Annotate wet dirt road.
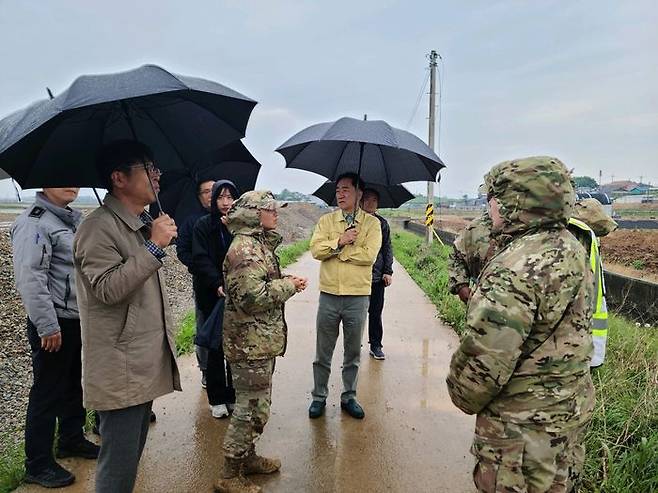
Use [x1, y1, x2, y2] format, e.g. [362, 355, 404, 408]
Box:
[18, 253, 475, 493]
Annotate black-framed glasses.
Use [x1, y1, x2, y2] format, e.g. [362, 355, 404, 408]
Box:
[124, 162, 161, 176]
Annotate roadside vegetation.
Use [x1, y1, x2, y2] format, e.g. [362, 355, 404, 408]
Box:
[391, 229, 658, 493]
[174, 238, 310, 356]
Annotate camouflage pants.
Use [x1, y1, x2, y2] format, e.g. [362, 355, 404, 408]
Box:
[471, 414, 587, 493]
[222, 358, 274, 460]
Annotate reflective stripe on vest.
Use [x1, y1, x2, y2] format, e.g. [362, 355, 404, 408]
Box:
[568, 218, 608, 335]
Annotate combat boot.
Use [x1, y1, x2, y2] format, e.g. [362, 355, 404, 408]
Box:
[244, 445, 281, 475]
[214, 457, 262, 493]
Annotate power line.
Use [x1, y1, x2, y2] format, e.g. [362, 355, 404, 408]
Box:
[406, 69, 430, 130]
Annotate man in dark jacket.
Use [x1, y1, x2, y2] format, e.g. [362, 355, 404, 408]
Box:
[361, 189, 393, 360]
[192, 180, 239, 418]
[176, 179, 214, 385]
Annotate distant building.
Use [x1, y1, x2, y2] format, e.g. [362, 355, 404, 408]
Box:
[601, 181, 652, 196]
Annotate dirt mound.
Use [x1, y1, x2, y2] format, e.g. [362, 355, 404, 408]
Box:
[601, 230, 658, 276]
[277, 203, 325, 243]
[436, 215, 472, 234]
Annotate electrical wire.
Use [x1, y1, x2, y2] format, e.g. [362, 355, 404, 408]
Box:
[405, 69, 430, 130]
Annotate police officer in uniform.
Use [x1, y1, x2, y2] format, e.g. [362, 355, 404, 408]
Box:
[11, 188, 99, 488]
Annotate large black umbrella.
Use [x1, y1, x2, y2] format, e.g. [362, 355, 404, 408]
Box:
[0, 64, 256, 192]
[151, 140, 261, 226]
[313, 181, 414, 209]
[276, 117, 445, 186]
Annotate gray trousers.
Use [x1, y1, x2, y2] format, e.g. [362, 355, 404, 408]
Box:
[95, 401, 152, 493]
[312, 293, 369, 403]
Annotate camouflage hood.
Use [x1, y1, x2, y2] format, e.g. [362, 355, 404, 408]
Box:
[225, 190, 284, 248]
[488, 156, 575, 237]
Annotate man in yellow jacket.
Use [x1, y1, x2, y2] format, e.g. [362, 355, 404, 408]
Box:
[309, 173, 382, 419]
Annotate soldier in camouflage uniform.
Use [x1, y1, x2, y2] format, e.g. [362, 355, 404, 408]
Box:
[215, 191, 307, 493]
[447, 157, 595, 493]
[448, 210, 494, 303]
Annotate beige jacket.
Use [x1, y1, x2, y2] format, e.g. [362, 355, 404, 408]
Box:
[73, 195, 181, 411]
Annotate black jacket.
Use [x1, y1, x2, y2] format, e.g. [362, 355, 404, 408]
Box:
[372, 213, 393, 283]
[191, 180, 239, 318]
[176, 210, 207, 272]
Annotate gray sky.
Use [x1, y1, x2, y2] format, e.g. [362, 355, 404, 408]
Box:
[1, 0, 657, 199]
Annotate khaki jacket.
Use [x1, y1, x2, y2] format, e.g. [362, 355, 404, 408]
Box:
[310, 209, 382, 296]
[73, 195, 181, 411]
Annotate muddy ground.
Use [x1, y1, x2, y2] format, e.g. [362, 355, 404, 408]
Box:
[0, 203, 324, 461]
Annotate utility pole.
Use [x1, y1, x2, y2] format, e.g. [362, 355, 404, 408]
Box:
[599, 170, 603, 189]
[426, 50, 439, 244]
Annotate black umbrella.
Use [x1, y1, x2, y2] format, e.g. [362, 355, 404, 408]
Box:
[151, 140, 261, 226]
[276, 117, 445, 186]
[312, 181, 414, 209]
[0, 64, 256, 198]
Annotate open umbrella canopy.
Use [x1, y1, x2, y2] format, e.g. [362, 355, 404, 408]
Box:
[313, 181, 414, 209]
[0, 64, 256, 189]
[276, 117, 445, 186]
[151, 140, 261, 225]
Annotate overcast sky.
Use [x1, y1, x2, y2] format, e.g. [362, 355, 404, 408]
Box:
[1, 0, 657, 199]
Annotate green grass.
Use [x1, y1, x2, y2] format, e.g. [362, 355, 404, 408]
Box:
[0, 435, 24, 493]
[392, 229, 658, 493]
[174, 238, 311, 356]
[582, 315, 658, 493]
[175, 311, 197, 357]
[391, 230, 466, 333]
[277, 238, 311, 269]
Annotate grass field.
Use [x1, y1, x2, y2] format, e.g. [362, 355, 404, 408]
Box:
[391, 230, 658, 493]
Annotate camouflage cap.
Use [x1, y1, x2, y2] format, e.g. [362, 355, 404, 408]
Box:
[573, 198, 617, 237]
[488, 156, 575, 235]
[226, 190, 287, 235]
[232, 190, 288, 211]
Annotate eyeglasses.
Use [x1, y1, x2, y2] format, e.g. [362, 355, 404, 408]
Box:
[198, 189, 213, 196]
[125, 163, 161, 177]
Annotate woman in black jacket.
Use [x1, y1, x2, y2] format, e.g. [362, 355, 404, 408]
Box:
[191, 180, 239, 418]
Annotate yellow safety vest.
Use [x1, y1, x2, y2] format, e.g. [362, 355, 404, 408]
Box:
[568, 218, 608, 336]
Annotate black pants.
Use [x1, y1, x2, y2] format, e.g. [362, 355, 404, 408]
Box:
[25, 317, 86, 474]
[368, 281, 386, 350]
[206, 345, 235, 406]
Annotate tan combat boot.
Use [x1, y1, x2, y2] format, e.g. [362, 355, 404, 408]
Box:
[214, 457, 262, 493]
[243, 445, 281, 475]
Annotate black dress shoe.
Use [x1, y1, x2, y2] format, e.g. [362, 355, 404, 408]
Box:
[308, 400, 326, 419]
[57, 438, 100, 459]
[25, 463, 75, 488]
[341, 399, 365, 419]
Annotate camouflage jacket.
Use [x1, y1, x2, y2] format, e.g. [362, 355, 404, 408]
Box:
[222, 201, 297, 362]
[448, 211, 494, 294]
[447, 157, 595, 433]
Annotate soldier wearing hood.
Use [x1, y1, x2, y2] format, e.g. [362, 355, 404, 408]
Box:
[215, 191, 307, 493]
[192, 180, 240, 418]
[447, 157, 595, 493]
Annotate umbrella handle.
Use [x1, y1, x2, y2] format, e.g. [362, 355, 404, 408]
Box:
[92, 188, 102, 206]
[354, 142, 364, 213]
[121, 101, 165, 216]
